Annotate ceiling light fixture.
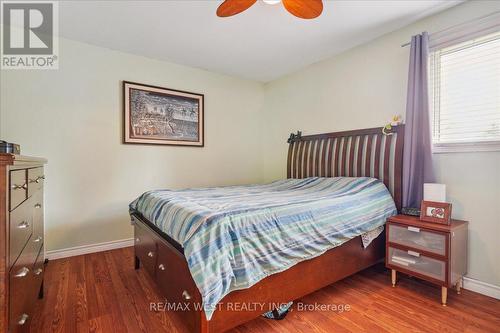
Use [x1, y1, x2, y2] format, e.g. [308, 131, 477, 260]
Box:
[216, 0, 323, 19]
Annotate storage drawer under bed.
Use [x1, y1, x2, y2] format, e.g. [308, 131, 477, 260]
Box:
[155, 239, 199, 332]
[134, 222, 157, 278]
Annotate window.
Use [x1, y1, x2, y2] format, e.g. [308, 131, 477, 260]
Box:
[429, 31, 500, 153]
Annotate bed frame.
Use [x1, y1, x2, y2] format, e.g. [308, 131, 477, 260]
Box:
[130, 125, 405, 333]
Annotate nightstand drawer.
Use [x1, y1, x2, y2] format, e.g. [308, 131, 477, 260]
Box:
[388, 223, 446, 256]
[388, 247, 446, 282]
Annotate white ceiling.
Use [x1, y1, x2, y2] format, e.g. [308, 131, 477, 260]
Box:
[59, 0, 462, 82]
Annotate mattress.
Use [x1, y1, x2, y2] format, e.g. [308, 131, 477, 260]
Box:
[130, 177, 397, 320]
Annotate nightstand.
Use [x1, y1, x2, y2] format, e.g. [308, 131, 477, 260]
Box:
[385, 214, 468, 306]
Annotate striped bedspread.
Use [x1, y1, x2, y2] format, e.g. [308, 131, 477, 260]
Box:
[130, 177, 397, 320]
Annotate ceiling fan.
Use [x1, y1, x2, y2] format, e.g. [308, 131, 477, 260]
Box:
[217, 0, 323, 20]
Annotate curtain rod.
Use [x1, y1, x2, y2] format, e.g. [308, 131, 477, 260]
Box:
[400, 10, 500, 47]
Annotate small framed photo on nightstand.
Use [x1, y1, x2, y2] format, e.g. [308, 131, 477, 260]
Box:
[420, 200, 452, 225]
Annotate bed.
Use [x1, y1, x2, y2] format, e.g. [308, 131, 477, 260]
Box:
[129, 125, 404, 333]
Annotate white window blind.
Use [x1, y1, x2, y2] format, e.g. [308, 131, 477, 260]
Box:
[429, 12, 500, 153]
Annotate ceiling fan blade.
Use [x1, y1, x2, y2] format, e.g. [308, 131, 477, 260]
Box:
[217, 0, 258, 17]
[282, 0, 323, 19]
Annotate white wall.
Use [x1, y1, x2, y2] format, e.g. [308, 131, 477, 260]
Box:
[0, 38, 265, 251]
[262, 1, 500, 286]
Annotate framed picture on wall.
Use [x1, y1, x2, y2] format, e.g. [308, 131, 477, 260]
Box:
[420, 200, 452, 225]
[123, 81, 204, 146]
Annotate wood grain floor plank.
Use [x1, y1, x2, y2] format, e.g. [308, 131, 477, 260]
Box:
[28, 247, 500, 333]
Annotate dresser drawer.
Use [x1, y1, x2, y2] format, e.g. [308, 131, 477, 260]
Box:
[31, 190, 44, 253]
[27, 167, 44, 197]
[9, 241, 38, 333]
[388, 223, 447, 256]
[388, 247, 446, 282]
[32, 246, 45, 295]
[134, 223, 157, 278]
[10, 169, 27, 211]
[10, 203, 33, 267]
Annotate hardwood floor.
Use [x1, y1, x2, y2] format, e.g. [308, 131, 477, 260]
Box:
[29, 247, 500, 333]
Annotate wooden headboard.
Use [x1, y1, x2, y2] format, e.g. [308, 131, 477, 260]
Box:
[287, 125, 405, 211]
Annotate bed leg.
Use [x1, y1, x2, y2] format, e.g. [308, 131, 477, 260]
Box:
[134, 255, 140, 270]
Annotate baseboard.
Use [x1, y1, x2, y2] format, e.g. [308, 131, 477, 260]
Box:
[46, 238, 134, 260]
[463, 277, 500, 300]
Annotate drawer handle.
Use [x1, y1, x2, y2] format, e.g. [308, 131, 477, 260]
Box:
[158, 264, 165, 271]
[36, 175, 45, 182]
[392, 259, 409, 266]
[408, 226, 420, 233]
[407, 250, 420, 257]
[34, 268, 43, 275]
[17, 221, 30, 229]
[182, 290, 191, 301]
[14, 267, 30, 278]
[147, 251, 154, 258]
[18, 313, 29, 325]
[34, 236, 43, 243]
[34, 203, 42, 208]
[12, 183, 27, 190]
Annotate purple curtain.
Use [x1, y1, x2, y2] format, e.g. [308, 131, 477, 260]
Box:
[402, 32, 435, 208]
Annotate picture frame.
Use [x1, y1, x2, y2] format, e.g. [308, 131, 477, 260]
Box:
[123, 81, 204, 146]
[420, 200, 452, 225]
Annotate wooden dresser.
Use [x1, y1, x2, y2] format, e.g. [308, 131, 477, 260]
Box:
[386, 214, 468, 306]
[0, 154, 47, 333]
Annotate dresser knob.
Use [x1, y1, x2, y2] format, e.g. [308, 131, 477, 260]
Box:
[147, 251, 154, 258]
[135, 237, 140, 243]
[18, 313, 29, 325]
[158, 264, 165, 271]
[12, 183, 27, 190]
[34, 268, 43, 275]
[34, 203, 42, 208]
[14, 267, 30, 278]
[34, 236, 43, 243]
[17, 221, 30, 229]
[182, 290, 191, 301]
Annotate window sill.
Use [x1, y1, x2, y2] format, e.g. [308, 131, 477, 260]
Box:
[432, 141, 500, 154]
